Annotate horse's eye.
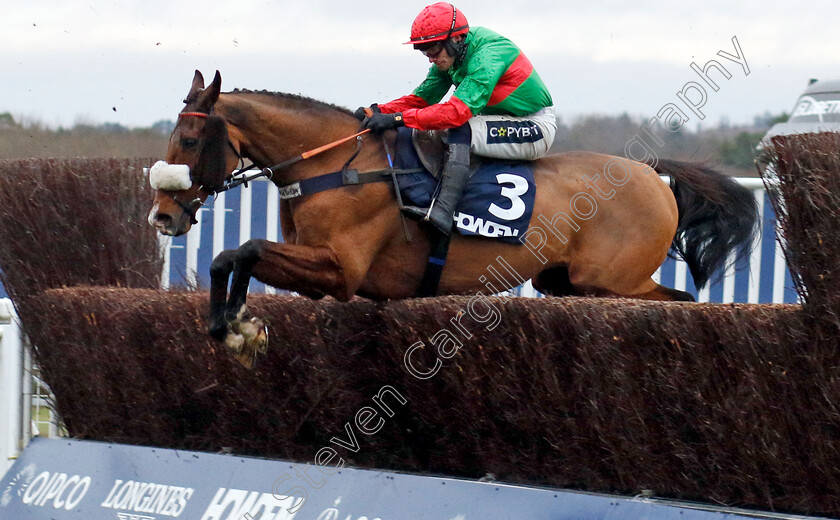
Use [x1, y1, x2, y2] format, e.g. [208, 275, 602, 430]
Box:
[181, 138, 198, 148]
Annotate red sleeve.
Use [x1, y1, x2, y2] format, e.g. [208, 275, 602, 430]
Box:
[379, 94, 430, 114]
[402, 96, 474, 130]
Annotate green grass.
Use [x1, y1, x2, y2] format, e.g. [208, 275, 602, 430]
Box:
[32, 406, 56, 437]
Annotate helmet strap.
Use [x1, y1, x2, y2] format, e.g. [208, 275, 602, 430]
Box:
[444, 36, 468, 65]
[442, 4, 467, 65]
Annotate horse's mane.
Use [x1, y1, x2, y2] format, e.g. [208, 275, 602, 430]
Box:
[227, 89, 355, 118]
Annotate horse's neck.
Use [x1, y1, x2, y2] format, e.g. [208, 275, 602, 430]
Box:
[217, 94, 380, 178]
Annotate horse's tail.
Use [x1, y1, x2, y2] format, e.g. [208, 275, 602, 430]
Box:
[649, 158, 759, 289]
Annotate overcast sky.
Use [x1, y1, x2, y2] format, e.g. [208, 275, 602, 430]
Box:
[3, 0, 838, 129]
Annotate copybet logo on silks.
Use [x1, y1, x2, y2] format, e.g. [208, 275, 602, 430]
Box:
[792, 95, 840, 122]
[486, 121, 544, 144]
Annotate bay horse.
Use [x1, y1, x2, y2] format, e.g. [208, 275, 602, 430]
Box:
[148, 70, 757, 368]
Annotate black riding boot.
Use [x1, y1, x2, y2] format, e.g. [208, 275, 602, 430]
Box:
[402, 141, 471, 236]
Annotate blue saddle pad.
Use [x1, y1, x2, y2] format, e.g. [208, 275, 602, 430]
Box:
[393, 128, 535, 244]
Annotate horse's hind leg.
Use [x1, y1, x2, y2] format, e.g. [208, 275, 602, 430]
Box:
[572, 279, 695, 301]
[209, 249, 236, 340]
[533, 264, 624, 297]
[532, 265, 576, 296]
[534, 265, 694, 302]
[633, 283, 696, 302]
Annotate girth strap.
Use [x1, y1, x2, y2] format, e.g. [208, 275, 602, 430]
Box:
[277, 167, 424, 200]
[414, 232, 452, 297]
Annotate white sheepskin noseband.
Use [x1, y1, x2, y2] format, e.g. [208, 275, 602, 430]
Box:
[149, 160, 192, 191]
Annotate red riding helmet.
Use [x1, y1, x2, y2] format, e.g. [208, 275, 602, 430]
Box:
[405, 3, 469, 45]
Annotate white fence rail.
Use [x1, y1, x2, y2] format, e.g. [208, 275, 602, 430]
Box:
[0, 299, 23, 476]
[1, 301, 63, 477]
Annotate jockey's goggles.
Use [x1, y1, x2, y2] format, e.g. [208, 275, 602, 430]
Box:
[415, 41, 445, 59]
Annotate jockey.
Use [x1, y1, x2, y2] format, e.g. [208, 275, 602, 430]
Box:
[356, 2, 556, 236]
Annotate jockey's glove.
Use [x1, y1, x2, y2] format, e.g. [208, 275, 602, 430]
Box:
[353, 103, 381, 121]
[364, 112, 404, 133]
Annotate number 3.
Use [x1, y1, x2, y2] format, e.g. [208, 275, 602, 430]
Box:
[488, 174, 528, 221]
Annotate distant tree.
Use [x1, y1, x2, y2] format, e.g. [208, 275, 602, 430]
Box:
[0, 112, 17, 129]
[553, 113, 642, 155]
[72, 123, 98, 134]
[769, 112, 790, 126]
[753, 111, 789, 128]
[99, 122, 129, 134]
[151, 120, 175, 136]
[718, 131, 764, 168]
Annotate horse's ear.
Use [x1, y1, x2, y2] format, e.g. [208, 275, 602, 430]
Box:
[195, 70, 222, 112]
[186, 70, 205, 103]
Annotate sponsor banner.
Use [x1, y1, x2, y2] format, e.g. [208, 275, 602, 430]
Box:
[0, 437, 789, 520]
[791, 95, 840, 123]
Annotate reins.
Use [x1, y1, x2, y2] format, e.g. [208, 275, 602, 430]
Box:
[175, 111, 421, 240]
[220, 128, 373, 192]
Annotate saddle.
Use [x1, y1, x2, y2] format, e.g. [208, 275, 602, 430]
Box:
[411, 129, 482, 179]
[394, 128, 538, 296]
[392, 128, 536, 245]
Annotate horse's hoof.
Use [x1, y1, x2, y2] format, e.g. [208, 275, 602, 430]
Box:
[222, 316, 267, 369]
[234, 347, 257, 369]
[226, 331, 256, 369]
[208, 320, 228, 341]
[252, 318, 268, 354]
[224, 331, 244, 355]
[226, 303, 250, 324]
[240, 317, 269, 355]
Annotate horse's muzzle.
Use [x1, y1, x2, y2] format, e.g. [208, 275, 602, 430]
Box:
[148, 203, 192, 236]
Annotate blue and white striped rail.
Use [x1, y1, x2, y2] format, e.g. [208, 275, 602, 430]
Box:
[651, 177, 795, 303]
[161, 177, 799, 303]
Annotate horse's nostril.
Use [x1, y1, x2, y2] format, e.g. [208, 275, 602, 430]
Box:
[154, 213, 173, 228]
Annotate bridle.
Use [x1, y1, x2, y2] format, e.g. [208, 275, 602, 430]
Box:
[162, 111, 245, 225]
[179, 111, 246, 185]
[163, 110, 373, 226]
[162, 109, 424, 243]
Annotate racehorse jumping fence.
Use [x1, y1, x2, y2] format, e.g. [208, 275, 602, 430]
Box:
[158, 177, 799, 303]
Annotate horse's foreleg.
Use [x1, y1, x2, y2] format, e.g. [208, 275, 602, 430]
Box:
[244, 239, 350, 300]
[224, 238, 349, 318]
[218, 240, 267, 368]
[221, 239, 350, 368]
[209, 249, 236, 340]
[225, 240, 263, 324]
